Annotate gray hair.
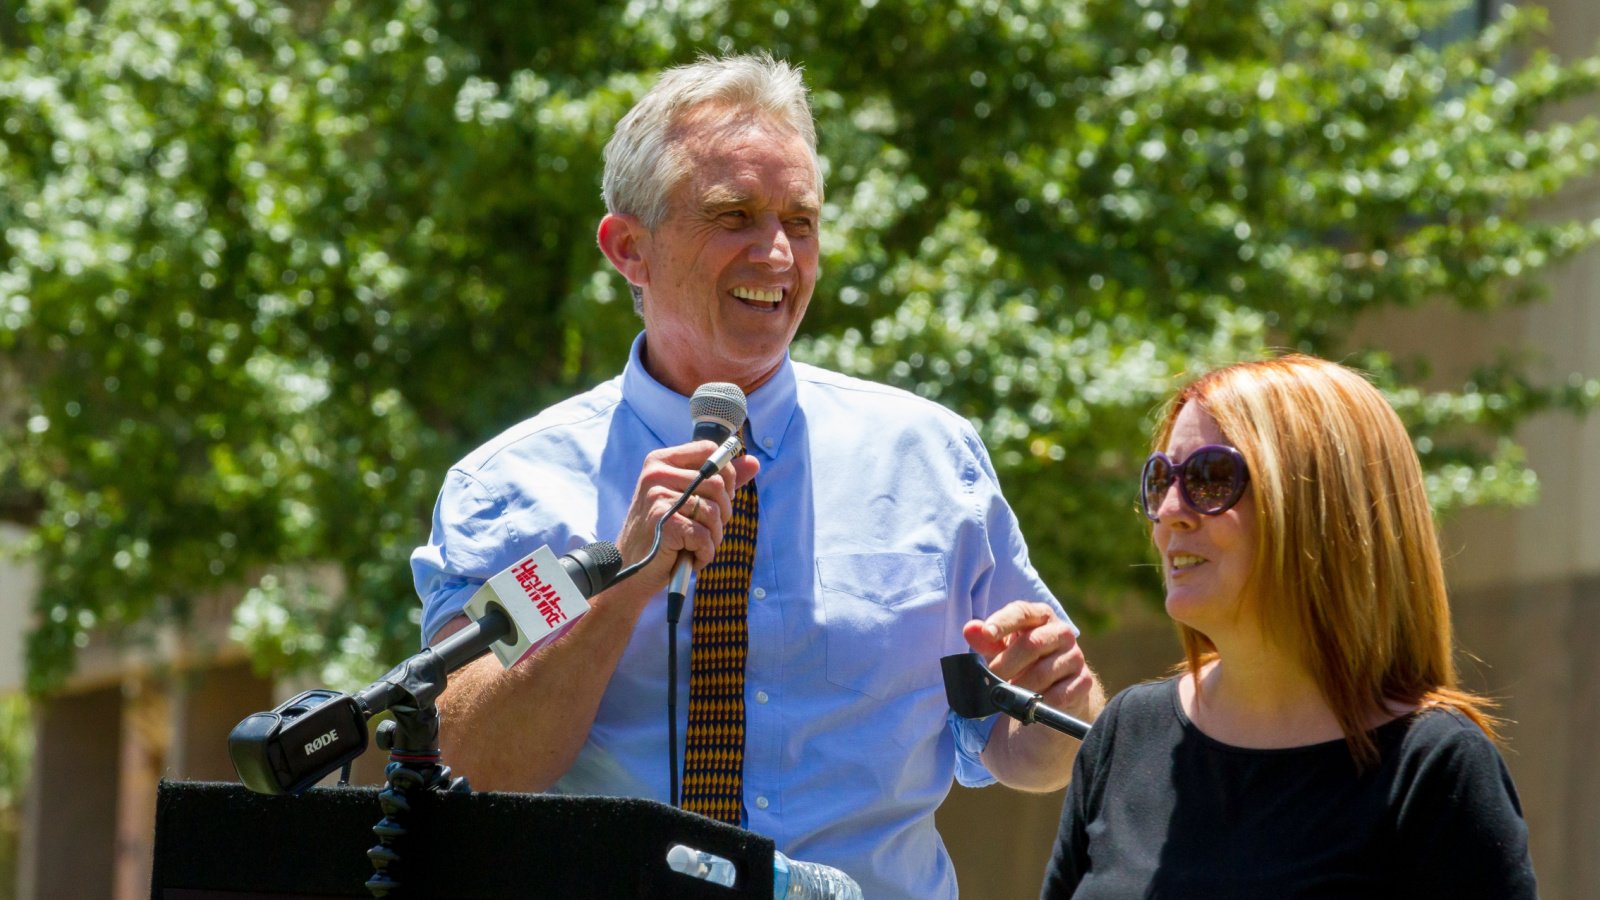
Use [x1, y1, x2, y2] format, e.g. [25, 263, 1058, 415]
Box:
[601, 51, 823, 231]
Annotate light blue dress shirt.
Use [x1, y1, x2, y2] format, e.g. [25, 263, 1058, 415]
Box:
[412, 333, 1075, 899]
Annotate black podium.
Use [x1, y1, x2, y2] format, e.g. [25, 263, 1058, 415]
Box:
[150, 780, 774, 899]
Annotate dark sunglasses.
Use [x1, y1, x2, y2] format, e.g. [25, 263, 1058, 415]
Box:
[1140, 445, 1250, 521]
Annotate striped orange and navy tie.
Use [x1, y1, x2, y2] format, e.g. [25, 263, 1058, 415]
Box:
[680, 472, 758, 824]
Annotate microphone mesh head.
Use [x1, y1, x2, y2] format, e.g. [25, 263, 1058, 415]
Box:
[586, 540, 623, 580]
[689, 382, 747, 431]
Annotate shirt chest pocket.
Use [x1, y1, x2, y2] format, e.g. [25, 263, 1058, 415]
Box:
[816, 552, 951, 700]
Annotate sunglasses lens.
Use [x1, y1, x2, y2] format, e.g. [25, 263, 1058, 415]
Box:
[1141, 456, 1173, 519]
[1183, 448, 1243, 513]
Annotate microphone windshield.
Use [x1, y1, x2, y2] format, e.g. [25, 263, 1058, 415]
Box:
[689, 382, 747, 438]
[564, 540, 624, 597]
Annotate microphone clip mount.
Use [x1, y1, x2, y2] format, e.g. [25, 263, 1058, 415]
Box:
[941, 652, 1092, 740]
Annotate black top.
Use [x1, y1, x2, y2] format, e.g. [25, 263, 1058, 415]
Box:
[1041, 677, 1537, 899]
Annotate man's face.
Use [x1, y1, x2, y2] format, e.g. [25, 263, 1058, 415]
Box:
[634, 113, 821, 396]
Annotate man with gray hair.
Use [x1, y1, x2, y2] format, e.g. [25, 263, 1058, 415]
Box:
[412, 51, 1103, 899]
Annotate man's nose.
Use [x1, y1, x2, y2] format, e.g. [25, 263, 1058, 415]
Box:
[750, 216, 794, 269]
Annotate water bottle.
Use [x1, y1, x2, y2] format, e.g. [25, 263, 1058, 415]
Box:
[772, 850, 864, 899]
[666, 843, 738, 887]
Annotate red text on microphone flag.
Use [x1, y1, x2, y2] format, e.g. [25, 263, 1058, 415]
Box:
[512, 558, 569, 627]
[464, 544, 593, 669]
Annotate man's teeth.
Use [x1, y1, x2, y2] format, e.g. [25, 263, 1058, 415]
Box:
[1170, 553, 1206, 569]
[732, 287, 782, 305]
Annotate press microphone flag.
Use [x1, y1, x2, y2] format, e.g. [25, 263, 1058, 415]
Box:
[464, 544, 598, 668]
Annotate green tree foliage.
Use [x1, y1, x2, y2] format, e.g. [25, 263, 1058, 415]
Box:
[0, 691, 28, 879]
[2, 0, 1597, 688]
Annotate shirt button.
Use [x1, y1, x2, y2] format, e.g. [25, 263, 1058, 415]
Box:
[756, 691, 769, 704]
[755, 796, 769, 810]
[752, 587, 767, 600]
[763, 437, 774, 448]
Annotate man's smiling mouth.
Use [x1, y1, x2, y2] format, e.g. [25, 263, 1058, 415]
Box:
[731, 286, 783, 307]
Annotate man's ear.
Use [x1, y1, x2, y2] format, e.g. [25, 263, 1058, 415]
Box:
[597, 213, 649, 290]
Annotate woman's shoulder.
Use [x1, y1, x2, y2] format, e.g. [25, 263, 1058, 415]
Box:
[1392, 706, 1498, 753]
[1383, 708, 1535, 894]
[1098, 674, 1183, 730]
[1071, 675, 1184, 775]
[1383, 706, 1523, 819]
[1115, 674, 1181, 703]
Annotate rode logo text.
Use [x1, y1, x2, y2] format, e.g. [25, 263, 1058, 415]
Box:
[304, 729, 339, 756]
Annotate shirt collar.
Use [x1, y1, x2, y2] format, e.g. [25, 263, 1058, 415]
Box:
[620, 331, 797, 463]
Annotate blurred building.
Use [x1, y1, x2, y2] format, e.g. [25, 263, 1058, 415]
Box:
[6, 1, 1599, 898]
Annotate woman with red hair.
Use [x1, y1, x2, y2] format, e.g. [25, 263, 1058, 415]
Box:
[1042, 354, 1535, 899]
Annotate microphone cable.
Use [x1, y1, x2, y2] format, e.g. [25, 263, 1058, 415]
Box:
[608, 431, 741, 589]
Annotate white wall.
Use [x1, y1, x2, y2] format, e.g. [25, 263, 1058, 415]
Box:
[0, 523, 35, 694]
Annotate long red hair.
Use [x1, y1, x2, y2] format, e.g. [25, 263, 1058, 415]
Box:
[1153, 354, 1499, 767]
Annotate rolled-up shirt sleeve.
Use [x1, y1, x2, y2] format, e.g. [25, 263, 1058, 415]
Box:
[946, 427, 1073, 788]
[412, 467, 507, 645]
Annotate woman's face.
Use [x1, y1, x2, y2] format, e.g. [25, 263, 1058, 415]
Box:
[1151, 402, 1258, 639]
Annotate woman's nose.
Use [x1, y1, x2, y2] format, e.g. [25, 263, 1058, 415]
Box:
[1154, 483, 1195, 526]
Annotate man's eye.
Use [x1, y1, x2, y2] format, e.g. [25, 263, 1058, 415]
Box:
[719, 210, 748, 224]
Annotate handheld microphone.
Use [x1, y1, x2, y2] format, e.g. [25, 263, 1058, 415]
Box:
[665, 383, 746, 810]
[667, 383, 748, 622]
[689, 382, 747, 443]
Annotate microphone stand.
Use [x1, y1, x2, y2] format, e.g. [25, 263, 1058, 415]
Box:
[229, 541, 622, 898]
[940, 652, 1092, 740]
[353, 618, 503, 897]
[227, 611, 517, 898]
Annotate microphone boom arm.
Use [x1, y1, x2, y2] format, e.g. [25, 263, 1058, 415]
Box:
[229, 609, 516, 798]
[230, 543, 621, 797]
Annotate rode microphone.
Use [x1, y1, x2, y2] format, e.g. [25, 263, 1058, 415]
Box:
[228, 688, 369, 797]
[229, 541, 622, 795]
[667, 383, 748, 620]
